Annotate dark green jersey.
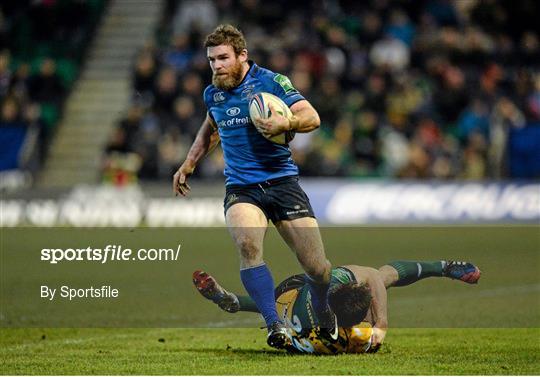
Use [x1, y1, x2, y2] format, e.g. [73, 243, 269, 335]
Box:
[275, 267, 356, 329]
[275, 267, 373, 354]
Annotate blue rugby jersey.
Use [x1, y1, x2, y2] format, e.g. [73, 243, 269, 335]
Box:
[203, 62, 305, 186]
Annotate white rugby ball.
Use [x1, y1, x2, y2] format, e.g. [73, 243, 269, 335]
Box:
[249, 92, 295, 145]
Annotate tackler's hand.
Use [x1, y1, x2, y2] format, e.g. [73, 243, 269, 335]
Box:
[371, 326, 387, 350]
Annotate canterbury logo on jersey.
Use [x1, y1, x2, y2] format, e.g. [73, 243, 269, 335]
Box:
[213, 92, 226, 103]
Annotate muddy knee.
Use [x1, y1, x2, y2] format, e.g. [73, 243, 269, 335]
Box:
[236, 236, 263, 267]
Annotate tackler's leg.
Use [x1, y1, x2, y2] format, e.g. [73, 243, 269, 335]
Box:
[380, 260, 482, 288]
[192, 270, 259, 313]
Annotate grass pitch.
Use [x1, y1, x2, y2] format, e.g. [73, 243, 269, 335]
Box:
[1, 226, 539, 374]
[1, 328, 539, 374]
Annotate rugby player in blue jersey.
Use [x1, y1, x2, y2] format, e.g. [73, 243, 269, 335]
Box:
[173, 24, 336, 349]
[193, 260, 481, 354]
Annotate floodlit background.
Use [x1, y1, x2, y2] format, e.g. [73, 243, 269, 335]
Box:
[0, 0, 539, 225]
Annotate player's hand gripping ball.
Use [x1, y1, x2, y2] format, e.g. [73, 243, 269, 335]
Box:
[249, 92, 295, 145]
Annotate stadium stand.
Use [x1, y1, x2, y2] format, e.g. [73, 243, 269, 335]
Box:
[1, 1, 539, 187]
[103, 0, 539, 183]
[0, 0, 107, 179]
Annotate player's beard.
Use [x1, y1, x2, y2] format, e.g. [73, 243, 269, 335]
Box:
[212, 59, 244, 91]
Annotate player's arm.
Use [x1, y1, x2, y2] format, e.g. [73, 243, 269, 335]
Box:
[364, 268, 388, 348]
[173, 114, 220, 196]
[255, 99, 320, 137]
[345, 265, 388, 346]
[288, 99, 320, 133]
[361, 268, 388, 326]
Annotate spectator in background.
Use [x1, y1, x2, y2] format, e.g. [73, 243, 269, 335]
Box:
[489, 97, 525, 178]
[457, 98, 490, 143]
[359, 11, 383, 45]
[168, 96, 201, 139]
[508, 78, 540, 178]
[133, 51, 158, 98]
[172, 0, 217, 35]
[106, 104, 144, 155]
[9, 63, 31, 101]
[289, 69, 314, 99]
[432, 63, 469, 125]
[477, 63, 504, 106]
[425, 0, 460, 27]
[313, 76, 341, 130]
[351, 110, 380, 175]
[179, 72, 204, 113]
[0, 97, 27, 171]
[519, 31, 540, 65]
[369, 34, 410, 72]
[0, 97, 24, 128]
[28, 58, 65, 106]
[380, 125, 410, 177]
[0, 50, 11, 97]
[163, 33, 194, 73]
[385, 9, 415, 47]
[398, 141, 432, 179]
[152, 66, 179, 119]
[158, 127, 188, 178]
[461, 131, 488, 179]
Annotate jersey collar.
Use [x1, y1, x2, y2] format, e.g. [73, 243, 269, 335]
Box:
[237, 60, 258, 88]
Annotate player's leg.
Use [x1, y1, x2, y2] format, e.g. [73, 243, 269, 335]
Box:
[275, 217, 335, 331]
[225, 203, 274, 317]
[267, 176, 335, 334]
[275, 217, 330, 281]
[225, 202, 289, 347]
[192, 270, 259, 313]
[379, 260, 481, 288]
[226, 203, 268, 268]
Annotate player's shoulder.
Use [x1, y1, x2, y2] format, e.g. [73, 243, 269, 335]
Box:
[203, 84, 225, 106]
[251, 63, 301, 101]
[203, 84, 216, 100]
[250, 63, 275, 80]
[251, 63, 291, 88]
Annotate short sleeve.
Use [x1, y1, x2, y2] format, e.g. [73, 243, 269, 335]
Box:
[270, 73, 305, 108]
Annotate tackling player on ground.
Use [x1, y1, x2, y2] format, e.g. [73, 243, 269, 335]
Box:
[193, 260, 481, 354]
[173, 24, 336, 348]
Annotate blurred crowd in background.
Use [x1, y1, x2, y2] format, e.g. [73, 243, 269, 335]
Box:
[0, 0, 106, 172]
[1, 1, 539, 183]
[106, 0, 540, 181]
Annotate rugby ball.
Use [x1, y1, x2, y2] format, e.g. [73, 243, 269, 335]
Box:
[346, 322, 375, 353]
[249, 92, 295, 145]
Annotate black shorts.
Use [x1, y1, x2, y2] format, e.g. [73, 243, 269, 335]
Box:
[224, 175, 315, 223]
